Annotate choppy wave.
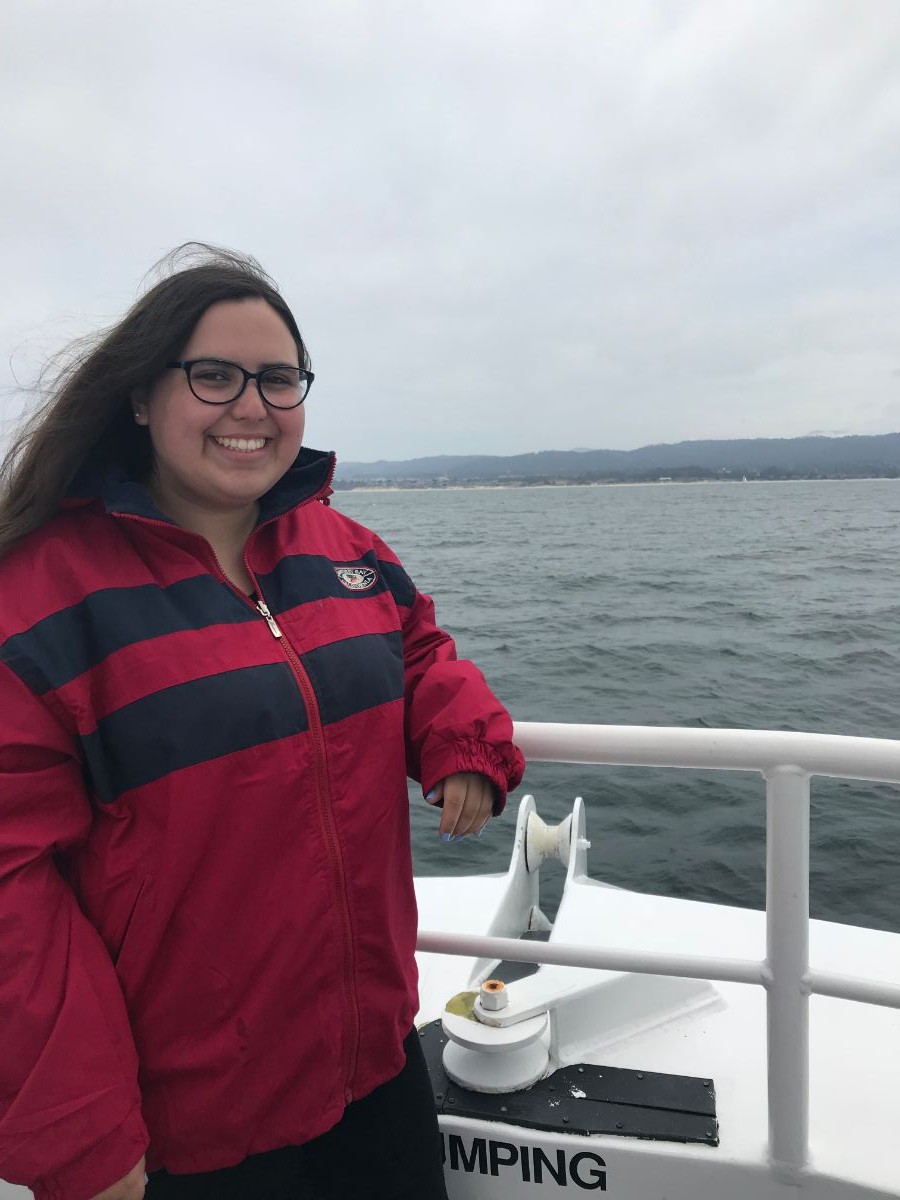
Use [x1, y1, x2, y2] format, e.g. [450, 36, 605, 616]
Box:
[336, 480, 900, 933]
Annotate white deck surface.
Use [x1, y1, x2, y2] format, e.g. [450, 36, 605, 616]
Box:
[415, 865, 900, 1198]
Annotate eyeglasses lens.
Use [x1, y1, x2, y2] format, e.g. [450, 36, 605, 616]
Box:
[259, 368, 306, 408]
[188, 361, 307, 408]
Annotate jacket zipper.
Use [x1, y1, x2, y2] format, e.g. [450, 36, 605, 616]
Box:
[249, 593, 361, 1104]
[237, 461, 360, 1097]
[255, 597, 282, 638]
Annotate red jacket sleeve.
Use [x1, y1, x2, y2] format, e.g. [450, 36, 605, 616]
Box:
[0, 662, 148, 1200]
[386, 555, 525, 808]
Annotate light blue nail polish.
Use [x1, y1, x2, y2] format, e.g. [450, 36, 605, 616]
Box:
[477, 827, 487, 839]
[426, 788, 437, 801]
[440, 832, 451, 842]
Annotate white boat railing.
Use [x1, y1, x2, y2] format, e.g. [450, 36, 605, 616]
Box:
[416, 722, 900, 1183]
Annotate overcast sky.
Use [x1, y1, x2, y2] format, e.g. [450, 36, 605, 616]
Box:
[1, 1, 898, 462]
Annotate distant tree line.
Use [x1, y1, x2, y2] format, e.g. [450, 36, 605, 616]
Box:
[333, 433, 900, 489]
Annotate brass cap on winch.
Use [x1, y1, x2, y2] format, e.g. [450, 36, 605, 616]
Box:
[479, 979, 508, 1010]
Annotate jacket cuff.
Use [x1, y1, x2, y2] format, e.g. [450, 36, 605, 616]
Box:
[31, 1107, 148, 1200]
[421, 737, 525, 816]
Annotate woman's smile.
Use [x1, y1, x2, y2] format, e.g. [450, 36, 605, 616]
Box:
[211, 435, 270, 453]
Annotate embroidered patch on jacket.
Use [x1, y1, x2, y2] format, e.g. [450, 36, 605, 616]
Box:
[334, 566, 378, 591]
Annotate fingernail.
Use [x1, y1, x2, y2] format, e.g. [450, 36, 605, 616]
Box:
[476, 826, 488, 839]
[426, 788, 437, 802]
[440, 832, 451, 843]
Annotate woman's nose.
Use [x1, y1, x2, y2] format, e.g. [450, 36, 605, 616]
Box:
[231, 378, 268, 417]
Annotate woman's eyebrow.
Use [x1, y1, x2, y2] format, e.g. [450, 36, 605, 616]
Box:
[193, 356, 300, 369]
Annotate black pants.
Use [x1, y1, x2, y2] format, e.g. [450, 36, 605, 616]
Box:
[146, 1029, 449, 1200]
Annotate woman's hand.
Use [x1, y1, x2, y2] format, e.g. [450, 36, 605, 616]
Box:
[89, 1156, 146, 1200]
[427, 773, 495, 841]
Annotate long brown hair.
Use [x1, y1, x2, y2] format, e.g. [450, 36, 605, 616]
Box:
[0, 244, 311, 560]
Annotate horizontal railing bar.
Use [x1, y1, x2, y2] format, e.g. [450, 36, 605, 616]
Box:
[512, 722, 900, 785]
[806, 969, 900, 1010]
[418, 933, 900, 1011]
[417, 929, 766, 986]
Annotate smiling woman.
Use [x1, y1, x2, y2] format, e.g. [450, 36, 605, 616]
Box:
[0, 244, 524, 1200]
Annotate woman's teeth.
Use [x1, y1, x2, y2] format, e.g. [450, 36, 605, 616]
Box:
[214, 436, 267, 452]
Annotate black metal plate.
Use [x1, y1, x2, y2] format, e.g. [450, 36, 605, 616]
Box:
[492, 929, 551, 983]
[419, 1021, 719, 1146]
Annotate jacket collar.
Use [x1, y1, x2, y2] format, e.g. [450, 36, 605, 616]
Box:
[66, 446, 336, 527]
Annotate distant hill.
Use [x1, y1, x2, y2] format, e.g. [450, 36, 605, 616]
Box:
[335, 433, 900, 486]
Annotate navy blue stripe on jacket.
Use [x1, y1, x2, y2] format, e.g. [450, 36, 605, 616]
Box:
[82, 664, 308, 803]
[301, 632, 404, 727]
[1, 578, 259, 695]
[80, 634, 405, 804]
[256, 553, 415, 616]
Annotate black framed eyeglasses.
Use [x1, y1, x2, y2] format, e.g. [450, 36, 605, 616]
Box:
[167, 359, 314, 409]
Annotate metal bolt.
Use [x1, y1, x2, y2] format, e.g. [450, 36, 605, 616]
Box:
[578, 1066, 584, 1073]
[436, 1092, 443, 1101]
[562, 1116, 570, 1124]
[480, 979, 509, 1011]
[702, 1080, 711, 1087]
[500, 1106, 507, 1113]
[448, 1097, 456, 1105]
[616, 1122, 624, 1130]
[707, 1128, 714, 1137]
[637, 1073, 643, 1079]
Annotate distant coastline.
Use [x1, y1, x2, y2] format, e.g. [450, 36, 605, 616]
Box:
[336, 474, 900, 493]
[333, 432, 900, 491]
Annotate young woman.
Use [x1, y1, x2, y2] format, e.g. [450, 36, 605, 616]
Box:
[0, 247, 524, 1200]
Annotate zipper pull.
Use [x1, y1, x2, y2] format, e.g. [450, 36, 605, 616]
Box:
[256, 598, 283, 639]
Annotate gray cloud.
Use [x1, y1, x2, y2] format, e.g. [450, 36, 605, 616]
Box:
[1, 0, 898, 460]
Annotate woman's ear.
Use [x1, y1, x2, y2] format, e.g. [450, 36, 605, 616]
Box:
[132, 388, 150, 426]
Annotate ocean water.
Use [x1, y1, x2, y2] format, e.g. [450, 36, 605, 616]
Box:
[332, 480, 900, 933]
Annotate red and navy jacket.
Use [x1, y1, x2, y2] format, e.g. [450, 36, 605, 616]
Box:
[0, 447, 524, 1200]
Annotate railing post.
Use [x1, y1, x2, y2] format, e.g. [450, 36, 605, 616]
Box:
[765, 765, 811, 1179]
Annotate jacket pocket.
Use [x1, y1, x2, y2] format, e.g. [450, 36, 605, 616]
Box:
[113, 876, 150, 970]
